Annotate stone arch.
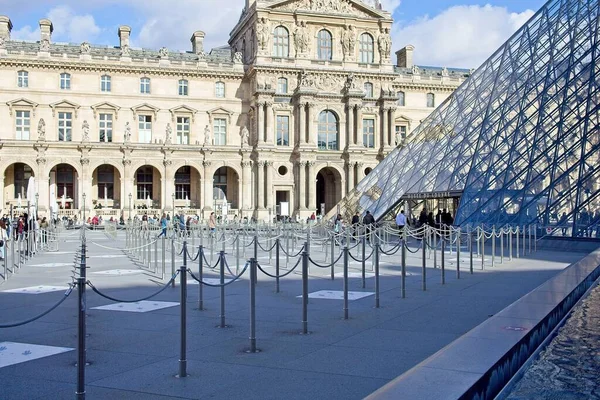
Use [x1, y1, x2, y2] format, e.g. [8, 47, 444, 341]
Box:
[49, 162, 81, 211]
[129, 160, 164, 176]
[173, 162, 203, 210]
[211, 165, 241, 213]
[315, 165, 344, 215]
[170, 160, 204, 180]
[88, 159, 125, 179]
[44, 160, 83, 179]
[2, 161, 37, 212]
[133, 164, 163, 210]
[92, 163, 123, 210]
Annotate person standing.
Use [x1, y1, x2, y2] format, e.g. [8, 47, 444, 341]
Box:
[0, 219, 7, 260]
[396, 209, 407, 236]
[208, 212, 216, 235]
[363, 210, 375, 241]
[351, 212, 360, 241]
[157, 213, 167, 238]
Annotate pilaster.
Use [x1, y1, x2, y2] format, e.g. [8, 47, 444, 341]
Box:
[307, 161, 316, 213]
[265, 161, 274, 210]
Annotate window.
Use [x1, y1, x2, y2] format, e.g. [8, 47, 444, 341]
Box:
[395, 125, 407, 143]
[138, 115, 152, 143]
[272, 26, 289, 57]
[318, 110, 338, 150]
[60, 73, 71, 90]
[140, 77, 151, 94]
[58, 112, 72, 141]
[363, 119, 375, 148]
[136, 166, 153, 200]
[97, 166, 114, 200]
[178, 79, 188, 96]
[364, 82, 374, 98]
[175, 166, 191, 200]
[56, 165, 75, 200]
[99, 113, 113, 142]
[14, 163, 33, 199]
[15, 110, 31, 140]
[359, 33, 374, 63]
[213, 118, 227, 145]
[277, 77, 288, 94]
[427, 93, 435, 108]
[17, 71, 29, 88]
[317, 29, 332, 60]
[215, 81, 225, 98]
[176, 116, 190, 145]
[101, 75, 111, 92]
[397, 91, 405, 106]
[213, 167, 228, 200]
[276, 115, 289, 146]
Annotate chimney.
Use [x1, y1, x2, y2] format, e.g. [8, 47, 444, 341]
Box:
[39, 18, 53, 43]
[0, 16, 12, 40]
[190, 31, 205, 55]
[118, 25, 131, 48]
[396, 45, 415, 68]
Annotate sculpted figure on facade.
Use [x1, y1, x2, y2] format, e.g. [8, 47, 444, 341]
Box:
[159, 47, 169, 58]
[40, 38, 50, 51]
[124, 122, 132, 143]
[344, 73, 359, 91]
[377, 27, 391, 62]
[256, 17, 270, 51]
[341, 25, 356, 59]
[233, 51, 243, 64]
[82, 120, 90, 142]
[294, 21, 310, 56]
[241, 126, 250, 148]
[0, 36, 6, 49]
[412, 64, 420, 75]
[37, 118, 46, 141]
[441, 67, 449, 77]
[203, 125, 211, 146]
[120, 44, 131, 56]
[165, 123, 173, 144]
[299, 70, 316, 88]
[80, 42, 91, 54]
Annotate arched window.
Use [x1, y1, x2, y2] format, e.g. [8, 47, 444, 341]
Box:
[359, 33, 374, 63]
[272, 26, 289, 57]
[215, 81, 225, 98]
[175, 166, 191, 200]
[427, 93, 435, 108]
[364, 82, 373, 98]
[277, 77, 288, 94]
[136, 166, 153, 200]
[318, 110, 338, 150]
[397, 91, 405, 106]
[317, 29, 332, 60]
[60, 73, 71, 90]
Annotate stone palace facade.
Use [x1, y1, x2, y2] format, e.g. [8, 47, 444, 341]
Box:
[0, 0, 469, 221]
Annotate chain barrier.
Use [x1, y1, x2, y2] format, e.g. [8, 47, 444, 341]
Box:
[0, 284, 75, 328]
[278, 242, 305, 257]
[86, 272, 179, 303]
[186, 263, 249, 287]
[308, 251, 344, 269]
[256, 257, 302, 279]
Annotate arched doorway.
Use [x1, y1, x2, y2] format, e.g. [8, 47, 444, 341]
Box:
[212, 166, 239, 219]
[174, 166, 201, 210]
[316, 167, 342, 215]
[50, 163, 79, 212]
[134, 165, 162, 211]
[92, 165, 122, 209]
[3, 162, 36, 214]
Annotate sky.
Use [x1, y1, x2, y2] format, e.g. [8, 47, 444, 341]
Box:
[0, 0, 547, 68]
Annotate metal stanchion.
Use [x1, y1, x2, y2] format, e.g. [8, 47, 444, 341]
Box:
[421, 233, 427, 291]
[236, 233, 240, 274]
[516, 226, 520, 258]
[301, 243, 309, 335]
[178, 241, 188, 378]
[361, 234, 366, 287]
[469, 230, 474, 274]
[500, 228, 504, 264]
[509, 227, 513, 260]
[441, 239, 446, 284]
[198, 245, 204, 310]
[286, 229, 290, 268]
[219, 251, 226, 328]
[248, 257, 257, 353]
[154, 238, 158, 273]
[401, 240, 406, 298]
[374, 237, 380, 308]
[343, 246, 349, 320]
[331, 236, 335, 280]
[481, 229, 485, 270]
[456, 228, 461, 279]
[433, 229, 437, 268]
[491, 227, 496, 267]
[534, 224, 537, 252]
[76, 240, 87, 399]
[275, 239, 280, 293]
[171, 238, 176, 288]
[161, 236, 166, 280]
[528, 224, 532, 255]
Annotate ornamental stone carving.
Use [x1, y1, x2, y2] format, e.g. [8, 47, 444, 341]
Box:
[165, 123, 173, 144]
[344, 73, 359, 91]
[37, 118, 46, 141]
[82, 120, 90, 142]
[0, 36, 5, 49]
[256, 17, 270, 51]
[124, 122, 132, 143]
[40, 38, 50, 52]
[241, 126, 250, 148]
[341, 25, 356, 59]
[203, 125, 211, 146]
[294, 21, 310, 56]
[280, 0, 366, 17]
[377, 27, 391, 62]
[159, 47, 169, 58]
[233, 51, 243, 64]
[121, 44, 131, 57]
[298, 70, 317, 88]
[80, 42, 91, 54]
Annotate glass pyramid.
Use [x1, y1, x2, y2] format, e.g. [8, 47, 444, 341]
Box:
[338, 0, 600, 238]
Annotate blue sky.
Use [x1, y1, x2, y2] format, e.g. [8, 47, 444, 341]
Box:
[0, 0, 547, 67]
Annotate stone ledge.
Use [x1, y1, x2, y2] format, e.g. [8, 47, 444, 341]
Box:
[366, 247, 600, 400]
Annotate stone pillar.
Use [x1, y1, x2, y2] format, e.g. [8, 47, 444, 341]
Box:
[203, 161, 213, 213]
[266, 102, 274, 145]
[380, 108, 387, 151]
[80, 161, 92, 212]
[241, 161, 253, 212]
[256, 161, 265, 210]
[164, 161, 174, 211]
[307, 103, 316, 146]
[297, 161, 306, 210]
[356, 162, 365, 183]
[346, 104, 355, 146]
[307, 161, 316, 213]
[265, 161, 274, 211]
[36, 176, 50, 214]
[356, 106, 364, 147]
[298, 102, 306, 145]
[0, 175, 4, 213]
[257, 102, 265, 145]
[347, 162, 355, 193]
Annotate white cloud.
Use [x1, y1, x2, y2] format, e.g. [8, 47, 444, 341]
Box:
[11, 25, 39, 41]
[392, 4, 535, 68]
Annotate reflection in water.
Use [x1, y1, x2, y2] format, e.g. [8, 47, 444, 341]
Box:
[506, 281, 600, 399]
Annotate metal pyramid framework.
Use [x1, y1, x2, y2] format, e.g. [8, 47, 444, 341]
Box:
[338, 0, 600, 237]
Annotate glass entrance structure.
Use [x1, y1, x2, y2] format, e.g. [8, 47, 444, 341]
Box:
[337, 0, 600, 238]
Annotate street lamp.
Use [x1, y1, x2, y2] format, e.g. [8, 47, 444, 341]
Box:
[128, 193, 132, 222]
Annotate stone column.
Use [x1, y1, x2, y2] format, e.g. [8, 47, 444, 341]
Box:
[266, 102, 274, 145]
[347, 162, 355, 193]
[256, 161, 265, 210]
[380, 108, 388, 151]
[35, 160, 48, 213]
[356, 105, 364, 147]
[346, 104, 355, 146]
[356, 162, 365, 183]
[307, 161, 316, 213]
[163, 160, 174, 211]
[298, 102, 306, 145]
[307, 103, 317, 146]
[257, 102, 265, 145]
[265, 161, 274, 211]
[297, 161, 306, 210]
[241, 161, 253, 212]
[203, 161, 213, 214]
[80, 160, 92, 212]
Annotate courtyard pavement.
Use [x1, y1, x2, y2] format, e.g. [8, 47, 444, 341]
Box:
[0, 228, 586, 399]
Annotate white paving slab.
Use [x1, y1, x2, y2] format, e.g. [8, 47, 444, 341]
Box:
[297, 290, 374, 300]
[28, 263, 73, 268]
[0, 342, 74, 368]
[91, 269, 142, 276]
[186, 278, 236, 285]
[88, 255, 127, 259]
[334, 272, 375, 279]
[91, 300, 179, 313]
[2, 285, 70, 294]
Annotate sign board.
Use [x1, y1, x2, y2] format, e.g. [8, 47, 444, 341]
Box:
[280, 202, 289, 216]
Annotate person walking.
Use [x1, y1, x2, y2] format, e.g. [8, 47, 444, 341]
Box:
[396, 209, 407, 236]
[351, 212, 360, 241]
[208, 212, 216, 235]
[0, 219, 7, 260]
[157, 213, 168, 238]
[363, 210, 375, 241]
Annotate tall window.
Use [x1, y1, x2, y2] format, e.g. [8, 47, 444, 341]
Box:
[97, 166, 114, 200]
[276, 115, 289, 146]
[140, 77, 151, 94]
[136, 166, 153, 200]
[213, 167, 228, 200]
[317, 29, 333, 60]
[363, 119, 375, 148]
[272, 26, 289, 57]
[17, 71, 29, 88]
[60, 73, 71, 90]
[15, 111, 30, 140]
[214, 118, 227, 145]
[99, 113, 113, 142]
[138, 115, 152, 143]
[318, 110, 338, 150]
[397, 91, 405, 106]
[427, 93, 435, 108]
[359, 33, 374, 63]
[101, 75, 111, 92]
[178, 79, 188, 96]
[364, 82, 374, 98]
[395, 125, 407, 143]
[215, 81, 225, 98]
[277, 77, 288, 94]
[58, 112, 72, 141]
[176, 116, 190, 145]
[14, 163, 33, 199]
[56, 165, 75, 200]
[175, 167, 191, 200]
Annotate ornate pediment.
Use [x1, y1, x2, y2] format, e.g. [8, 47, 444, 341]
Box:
[131, 103, 159, 119]
[207, 106, 234, 123]
[91, 102, 121, 119]
[169, 105, 198, 122]
[6, 98, 39, 116]
[268, 0, 386, 19]
[50, 99, 81, 118]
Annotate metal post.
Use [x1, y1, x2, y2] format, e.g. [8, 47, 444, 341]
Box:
[343, 246, 349, 319]
[76, 241, 87, 399]
[331, 235, 335, 280]
[491, 227, 495, 267]
[509, 227, 513, 261]
[516, 226, 520, 258]
[422, 234, 427, 291]
[441, 239, 446, 284]
[154, 237, 158, 273]
[253, 235, 258, 284]
[361, 234, 366, 287]
[236, 233, 240, 275]
[534, 224, 537, 252]
[161, 236, 166, 280]
[500, 228, 504, 264]
[374, 237, 380, 308]
[469, 230, 474, 274]
[301, 244, 308, 335]
[528, 224, 532, 255]
[275, 239, 280, 293]
[219, 250, 226, 328]
[433, 228, 437, 268]
[285, 228, 290, 268]
[248, 256, 258, 353]
[198, 246, 204, 310]
[401, 239, 406, 298]
[456, 228, 461, 279]
[178, 241, 188, 378]
[481, 229, 485, 270]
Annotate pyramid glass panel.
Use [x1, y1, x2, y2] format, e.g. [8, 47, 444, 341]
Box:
[336, 0, 600, 238]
